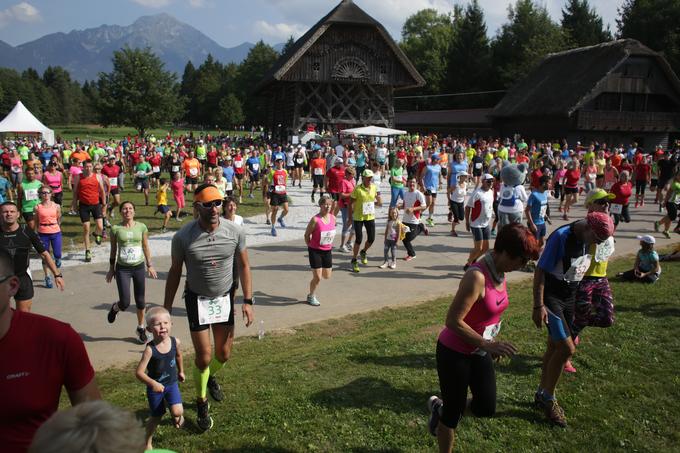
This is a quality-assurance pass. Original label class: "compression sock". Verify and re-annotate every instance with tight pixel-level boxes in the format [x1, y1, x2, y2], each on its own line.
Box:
[193, 366, 210, 400]
[208, 357, 225, 376]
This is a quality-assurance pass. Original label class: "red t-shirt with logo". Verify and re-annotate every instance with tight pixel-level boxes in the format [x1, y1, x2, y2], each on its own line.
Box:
[0, 310, 95, 452]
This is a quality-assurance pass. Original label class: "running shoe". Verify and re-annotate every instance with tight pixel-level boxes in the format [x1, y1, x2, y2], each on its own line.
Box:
[654, 221, 660, 232]
[490, 229, 497, 238]
[423, 227, 429, 236]
[543, 399, 567, 428]
[403, 255, 415, 262]
[388, 261, 396, 269]
[427, 396, 443, 437]
[278, 217, 286, 228]
[107, 302, 118, 324]
[196, 399, 214, 431]
[360, 250, 367, 265]
[248, 193, 255, 199]
[450, 231, 458, 237]
[94, 234, 102, 246]
[563, 360, 577, 373]
[311, 195, 315, 203]
[85, 250, 92, 263]
[160, 226, 167, 233]
[663, 230, 671, 239]
[45, 276, 53, 289]
[379, 261, 388, 269]
[306, 294, 320, 306]
[136, 326, 148, 344]
[533, 391, 546, 409]
[426, 218, 435, 227]
[55, 258, 62, 268]
[271, 227, 277, 237]
[351, 259, 360, 273]
[207, 376, 225, 402]
[266, 218, 271, 225]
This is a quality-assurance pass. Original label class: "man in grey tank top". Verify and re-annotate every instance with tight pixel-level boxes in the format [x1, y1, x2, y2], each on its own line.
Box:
[164, 184, 254, 431]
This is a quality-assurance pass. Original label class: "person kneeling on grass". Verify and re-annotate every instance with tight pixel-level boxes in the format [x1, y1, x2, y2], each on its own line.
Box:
[428, 223, 540, 453]
[616, 235, 661, 283]
[135, 307, 185, 451]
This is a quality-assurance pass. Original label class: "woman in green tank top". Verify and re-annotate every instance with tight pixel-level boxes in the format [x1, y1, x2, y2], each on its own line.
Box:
[19, 167, 42, 230]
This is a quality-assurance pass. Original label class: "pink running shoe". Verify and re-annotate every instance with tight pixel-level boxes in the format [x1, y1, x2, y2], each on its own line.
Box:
[564, 360, 576, 373]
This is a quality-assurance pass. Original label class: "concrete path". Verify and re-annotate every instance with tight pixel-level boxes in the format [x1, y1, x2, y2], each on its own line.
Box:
[26, 179, 675, 370]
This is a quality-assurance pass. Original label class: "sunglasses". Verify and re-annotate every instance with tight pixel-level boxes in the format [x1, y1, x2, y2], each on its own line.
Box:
[39, 191, 51, 195]
[197, 200, 223, 209]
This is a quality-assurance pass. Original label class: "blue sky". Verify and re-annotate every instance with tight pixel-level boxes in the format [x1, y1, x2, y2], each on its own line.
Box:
[0, 0, 624, 48]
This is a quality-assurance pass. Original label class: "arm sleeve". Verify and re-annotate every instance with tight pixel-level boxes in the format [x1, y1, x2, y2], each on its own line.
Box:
[537, 230, 563, 272]
[171, 231, 184, 261]
[237, 227, 247, 252]
[63, 325, 95, 392]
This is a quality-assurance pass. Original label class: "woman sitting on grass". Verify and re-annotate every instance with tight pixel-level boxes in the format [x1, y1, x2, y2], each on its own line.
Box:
[616, 235, 661, 283]
[427, 223, 540, 453]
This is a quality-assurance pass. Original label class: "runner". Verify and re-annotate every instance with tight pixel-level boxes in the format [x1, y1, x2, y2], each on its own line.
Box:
[106, 201, 158, 343]
[34, 187, 63, 288]
[182, 150, 201, 193]
[655, 151, 677, 209]
[0, 201, 64, 311]
[610, 171, 633, 228]
[233, 151, 246, 203]
[163, 184, 254, 431]
[448, 171, 469, 237]
[562, 160, 580, 220]
[268, 158, 289, 237]
[72, 161, 106, 263]
[304, 194, 335, 306]
[389, 158, 406, 208]
[427, 223, 540, 453]
[42, 162, 64, 206]
[525, 175, 550, 248]
[464, 174, 495, 270]
[349, 169, 382, 273]
[532, 211, 614, 427]
[654, 171, 680, 238]
[401, 177, 427, 261]
[18, 167, 42, 230]
[422, 154, 442, 227]
[337, 166, 356, 252]
[325, 157, 345, 213]
[310, 150, 326, 203]
[134, 155, 153, 206]
[633, 154, 651, 208]
[246, 150, 261, 198]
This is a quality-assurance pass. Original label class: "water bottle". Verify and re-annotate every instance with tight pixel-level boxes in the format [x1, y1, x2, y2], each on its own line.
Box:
[257, 320, 265, 340]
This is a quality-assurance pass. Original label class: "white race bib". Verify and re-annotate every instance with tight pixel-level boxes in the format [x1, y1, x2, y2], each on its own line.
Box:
[152, 166, 160, 173]
[234, 161, 243, 168]
[565, 254, 591, 282]
[171, 165, 180, 172]
[475, 162, 482, 169]
[118, 245, 143, 265]
[189, 167, 198, 177]
[275, 184, 286, 194]
[296, 158, 304, 164]
[610, 203, 622, 214]
[314, 168, 324, 176]
[225, 181, 233, 191]
[473, 321, 502, 356]
[539, 205, 547, 219]
[252, 163, 259, 171]
[362, 201, 375, 216]
[109, 177, 118, 187]
[24, 188, 39, 201]
[319, 229, 336, 246]
[136, 170, 146, 178]
[197, 294, 231, 325]
[595, 237, 615, 263]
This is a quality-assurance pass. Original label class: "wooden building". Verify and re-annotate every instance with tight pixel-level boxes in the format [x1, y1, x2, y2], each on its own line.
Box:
[491, 39, 680, 148]
[256, 0, 424, 139]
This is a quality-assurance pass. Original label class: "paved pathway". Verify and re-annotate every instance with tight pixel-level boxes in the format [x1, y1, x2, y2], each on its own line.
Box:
[27, 180, 674, 370]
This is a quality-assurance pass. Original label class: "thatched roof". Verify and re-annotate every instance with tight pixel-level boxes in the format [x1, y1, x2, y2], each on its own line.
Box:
[491, 39, 680, 118]
[257, 0, 424, 91]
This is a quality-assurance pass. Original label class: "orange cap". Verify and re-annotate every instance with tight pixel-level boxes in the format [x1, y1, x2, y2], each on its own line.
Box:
[193, 185, 222, 203]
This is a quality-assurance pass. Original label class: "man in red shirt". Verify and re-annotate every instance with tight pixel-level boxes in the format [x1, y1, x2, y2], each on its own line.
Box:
[325, 158, 346, 213]
[0, 248, 100, 452]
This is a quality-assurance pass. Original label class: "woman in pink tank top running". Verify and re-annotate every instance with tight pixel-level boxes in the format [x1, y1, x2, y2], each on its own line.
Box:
[303, 194, 336, 307]
[427, 223, 540, 453]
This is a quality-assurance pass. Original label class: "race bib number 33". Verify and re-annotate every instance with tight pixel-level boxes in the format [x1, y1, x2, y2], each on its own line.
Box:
[197, 294, 231, 325]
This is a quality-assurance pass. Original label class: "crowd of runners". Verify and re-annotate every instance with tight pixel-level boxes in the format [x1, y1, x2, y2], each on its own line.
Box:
[1, 132, 679, 452]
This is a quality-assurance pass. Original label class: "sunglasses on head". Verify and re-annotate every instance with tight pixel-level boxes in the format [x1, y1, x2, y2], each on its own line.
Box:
[197, 200, 222, 209]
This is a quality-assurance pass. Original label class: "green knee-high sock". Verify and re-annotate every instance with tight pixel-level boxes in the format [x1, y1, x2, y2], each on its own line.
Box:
[209, 357, 225, 376]
[193, 366, 210, 400]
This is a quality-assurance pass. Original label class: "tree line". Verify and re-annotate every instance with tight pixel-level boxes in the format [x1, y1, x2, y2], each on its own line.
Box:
[0, 0, 676, 135]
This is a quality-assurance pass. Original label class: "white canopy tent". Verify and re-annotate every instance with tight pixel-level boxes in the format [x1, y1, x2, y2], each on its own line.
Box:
[300, 131, 323, 144]
[340, 125, 407, 137]
[0, 101, 55, 145]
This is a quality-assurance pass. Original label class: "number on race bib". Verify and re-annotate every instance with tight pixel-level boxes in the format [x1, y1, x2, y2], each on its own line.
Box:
[234, 161, 243, 168]
[118, 246, 143, 265]
[539, 205, 547, 218]
[252, 164, 259, 171]
[319, 230, 336, 246]
[609, 203, 622, 214]
[362, 202, 375, 216]
[197, 294, 231, 325]
[171, 165, 180, 172]
[189, 168, 198, 177]
[152, 166, 160, 173]
[274, 185, 286, 194]
[24, 188, 39, 201]
[314, 168, 324, 176]
[225, 182, 233, 191]
[109, 177, 118, 187]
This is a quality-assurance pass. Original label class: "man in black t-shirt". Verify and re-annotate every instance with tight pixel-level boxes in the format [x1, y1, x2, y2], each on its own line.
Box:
[656, 153, 677, 206]
[0, 202, 64, 311]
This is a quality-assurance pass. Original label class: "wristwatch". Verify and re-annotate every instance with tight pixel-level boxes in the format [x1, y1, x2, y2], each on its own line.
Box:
[243, 298, 254, 305]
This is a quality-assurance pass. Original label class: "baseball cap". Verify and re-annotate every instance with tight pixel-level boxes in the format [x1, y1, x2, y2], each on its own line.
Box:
[226, 155, 232, 160]
[362, 169, 374, 178]
[636, 234, 655, 244]
[193, 185, 222, 203]
[456, 171, 469, 178]
[431, 154, 440, 161]
[335, 157, 344, 164]
[586, 211, 614, 240]
[482, 173, 494, 180]
[585, 189, 615, 206]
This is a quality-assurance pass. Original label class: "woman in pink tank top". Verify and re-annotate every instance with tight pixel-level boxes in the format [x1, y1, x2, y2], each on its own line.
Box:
[42, 162, 64, 206]
[427, 224, 540, 452]
[303, 194, 336, 307]
[34, 187, 63, 289]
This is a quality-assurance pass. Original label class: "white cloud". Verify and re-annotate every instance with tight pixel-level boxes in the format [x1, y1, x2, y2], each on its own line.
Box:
[131, 0, 172, 8]
[253, 20, 307, 41]
[0, 2, 42, 28]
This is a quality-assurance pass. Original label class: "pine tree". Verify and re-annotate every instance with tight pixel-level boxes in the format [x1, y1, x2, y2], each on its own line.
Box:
[561, 0, 612, 48]
[447, 0, 491, 94]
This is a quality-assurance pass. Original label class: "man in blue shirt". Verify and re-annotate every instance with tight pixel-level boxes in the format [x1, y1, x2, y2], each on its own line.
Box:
[221, 157, 235, 196]
[525, 175, 550, 247]
[246, 151, 261, 198]
[421, 154, 441, 227]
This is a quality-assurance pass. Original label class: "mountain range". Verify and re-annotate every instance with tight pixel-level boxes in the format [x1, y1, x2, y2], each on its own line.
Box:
[0, 13, 284, 83]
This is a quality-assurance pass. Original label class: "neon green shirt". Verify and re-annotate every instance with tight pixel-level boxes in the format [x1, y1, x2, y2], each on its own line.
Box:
[350, 183, 378, 221]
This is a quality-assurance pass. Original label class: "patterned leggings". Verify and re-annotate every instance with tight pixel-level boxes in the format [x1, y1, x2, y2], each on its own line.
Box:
[572, 276, 614, 337]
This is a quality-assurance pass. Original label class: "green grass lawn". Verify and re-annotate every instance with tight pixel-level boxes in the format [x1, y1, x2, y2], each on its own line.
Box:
[53, 125, 261, 142]
[56, 180, 266, 246]
[86, 255, 680, 452]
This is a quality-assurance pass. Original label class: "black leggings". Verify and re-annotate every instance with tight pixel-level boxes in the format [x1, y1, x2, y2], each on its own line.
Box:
[353, 219, 376, 245]
[115, 263, 146, 311]
[613, 204, 630, 226]
[436, 341, 496, 429]
[402, 222, 424, 257]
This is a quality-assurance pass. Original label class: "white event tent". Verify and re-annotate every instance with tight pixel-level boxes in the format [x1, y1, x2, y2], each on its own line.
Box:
[340, 125, 407, 137]
[0, 101, 55, 145]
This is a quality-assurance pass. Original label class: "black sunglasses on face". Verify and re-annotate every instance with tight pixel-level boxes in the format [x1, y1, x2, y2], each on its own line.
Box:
[198, 200, 222, 209]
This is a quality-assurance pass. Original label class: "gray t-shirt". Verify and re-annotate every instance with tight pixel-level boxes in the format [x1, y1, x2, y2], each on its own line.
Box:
[171, 218, 246, 297]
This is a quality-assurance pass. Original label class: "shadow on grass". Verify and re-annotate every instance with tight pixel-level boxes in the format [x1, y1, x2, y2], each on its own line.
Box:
[493, 399, 540, 423]
[212, 447, 297, 453]
[349, 448, 403, 453]
[349, 353, 435, 369]
[310, 377, 428, 414]
[616, 302, 680, 318]
[495, 354, 542, 376]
